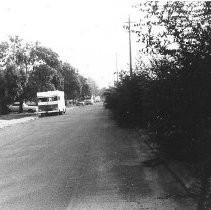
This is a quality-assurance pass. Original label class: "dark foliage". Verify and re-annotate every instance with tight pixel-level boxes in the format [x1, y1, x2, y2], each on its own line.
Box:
[105, 2, 211, 208]
[104, 72, 150, 127]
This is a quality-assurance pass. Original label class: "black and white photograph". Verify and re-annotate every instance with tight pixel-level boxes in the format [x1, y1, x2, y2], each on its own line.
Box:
[0, 0, 210, 209]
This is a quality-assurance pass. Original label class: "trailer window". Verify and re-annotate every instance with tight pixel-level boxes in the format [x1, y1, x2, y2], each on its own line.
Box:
[38, 97, 48, 102]
[38, 96, 60, 102]
[49, 96, 58, 101]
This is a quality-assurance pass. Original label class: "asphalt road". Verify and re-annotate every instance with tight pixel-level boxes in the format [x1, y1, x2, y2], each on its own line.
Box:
[0, 103, 195, 210]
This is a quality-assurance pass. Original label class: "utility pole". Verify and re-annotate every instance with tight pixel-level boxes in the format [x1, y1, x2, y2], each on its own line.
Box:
[116, 53, 119, 83]
[128, 16, 133, 77]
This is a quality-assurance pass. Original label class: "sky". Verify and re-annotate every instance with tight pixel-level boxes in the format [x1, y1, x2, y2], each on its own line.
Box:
[0, 0, 140, 88]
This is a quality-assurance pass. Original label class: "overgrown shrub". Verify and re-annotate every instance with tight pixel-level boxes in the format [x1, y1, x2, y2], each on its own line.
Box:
[105, 1, 211, 208]
[104, 72, 150, 127]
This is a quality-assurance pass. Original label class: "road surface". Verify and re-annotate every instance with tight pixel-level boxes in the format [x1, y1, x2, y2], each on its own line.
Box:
[0, 104, 195, 209]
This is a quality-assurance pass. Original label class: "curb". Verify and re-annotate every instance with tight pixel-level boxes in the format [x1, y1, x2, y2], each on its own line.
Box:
[136, 129, 199, 197]
[0, 116, 38, 129]
[0, 107, 74, 129]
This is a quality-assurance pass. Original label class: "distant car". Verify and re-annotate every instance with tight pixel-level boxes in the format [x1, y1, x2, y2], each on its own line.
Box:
[66, 100, 74, 106]
[76, 100, 85, 106]
[8, 102, 38, 113]
[26, 101, 38, 112]
[84, 98, 94, 105]
[95, 96, 101, 102]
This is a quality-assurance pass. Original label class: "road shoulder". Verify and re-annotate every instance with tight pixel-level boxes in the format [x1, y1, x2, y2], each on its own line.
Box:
[136, 129, 199, 196]
[0, 113, 38, 129]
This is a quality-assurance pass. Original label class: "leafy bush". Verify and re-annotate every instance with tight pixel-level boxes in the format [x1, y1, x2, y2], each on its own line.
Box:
[105, 1, 211, 208]
[104, 72, 150, 127]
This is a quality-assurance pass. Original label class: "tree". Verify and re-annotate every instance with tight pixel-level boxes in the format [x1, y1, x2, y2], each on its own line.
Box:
[61, 63, 81, 100]
[78, 76, 91, 99]
[133, 2, 211, 209]
[30, 45, 61, 69]
[28, 64, 63, 94]
[98, 87, 107, 98]
[86, 77, 99, 96]
[104, 71, 150, 126]
[0, 69, 6, 114]
[134, 2, 211, 59]
[20, 43, 64, 106]
[0, 36, 35, 112]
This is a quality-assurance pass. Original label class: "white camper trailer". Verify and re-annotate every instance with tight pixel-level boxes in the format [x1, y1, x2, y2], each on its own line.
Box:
[37, 91, 66, 116]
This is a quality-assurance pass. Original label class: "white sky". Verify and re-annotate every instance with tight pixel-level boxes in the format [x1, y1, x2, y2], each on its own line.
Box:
[0, 0, 140, 88]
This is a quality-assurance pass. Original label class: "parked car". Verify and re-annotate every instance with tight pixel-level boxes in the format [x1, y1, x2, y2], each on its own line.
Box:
[76, 100, 85, 106]
[26, 101, 38, 112]
[65, 99, 74, 106]
[8, 102, 38, 113]
[84, 98, 94, 105]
